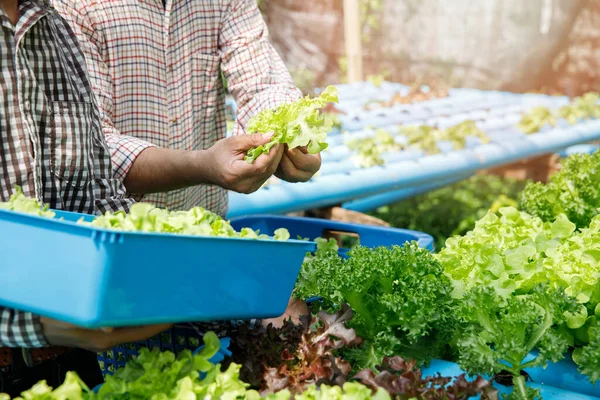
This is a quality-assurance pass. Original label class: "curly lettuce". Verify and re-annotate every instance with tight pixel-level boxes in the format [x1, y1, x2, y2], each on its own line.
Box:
[520, 151, 600, 228]
[455, 286, 575, 400]
[295, 243, 455, 368]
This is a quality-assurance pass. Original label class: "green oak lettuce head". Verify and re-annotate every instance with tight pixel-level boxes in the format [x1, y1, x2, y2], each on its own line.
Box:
[436, 207, 580, 299]
[295, 243, 455, 369]
[520, 151, 600, 229]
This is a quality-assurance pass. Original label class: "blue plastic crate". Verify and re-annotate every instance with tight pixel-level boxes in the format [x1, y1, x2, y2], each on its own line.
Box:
[0, 209, 313, 328]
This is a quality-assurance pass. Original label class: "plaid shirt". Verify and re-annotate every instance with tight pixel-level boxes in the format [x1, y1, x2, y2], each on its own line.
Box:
[53, 0, 302, 215]
[0, 0, 133, 347]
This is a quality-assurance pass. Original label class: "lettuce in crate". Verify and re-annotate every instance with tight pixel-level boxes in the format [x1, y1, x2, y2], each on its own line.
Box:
[85, 203, 290, 240]
[0, 188, 290, 241]
[0, 186, 55, 218]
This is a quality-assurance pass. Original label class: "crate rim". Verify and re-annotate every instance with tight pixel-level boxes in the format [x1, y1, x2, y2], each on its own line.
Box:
[0, 207, 313, 246]
[230, 213, 434, 237]
[230, 214, 435, 250]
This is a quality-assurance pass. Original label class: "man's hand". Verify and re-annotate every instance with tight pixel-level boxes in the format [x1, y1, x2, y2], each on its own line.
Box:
[261, 297, 309, 328]
[204, 134, 284, 194]
[41, 317, 172, 352]
[275, 146, 321, 183]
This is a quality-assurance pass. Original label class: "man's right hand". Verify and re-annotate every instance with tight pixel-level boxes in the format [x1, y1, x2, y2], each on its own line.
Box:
[40, 317, 172, 352]
[203, 134, 284, 194]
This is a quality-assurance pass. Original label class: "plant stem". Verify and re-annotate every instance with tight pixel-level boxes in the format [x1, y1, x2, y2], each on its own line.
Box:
[513, 375, 528, 400]
[520, 358, 543, 371]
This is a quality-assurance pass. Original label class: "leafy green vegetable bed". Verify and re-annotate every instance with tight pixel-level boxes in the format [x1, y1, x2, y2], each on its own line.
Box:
[0, 317, 497, 400]
[294, 151, 600, 399]
[4, 148, 600, 399]
[344, 92, 599, 168]
[296, 208, 600, 399]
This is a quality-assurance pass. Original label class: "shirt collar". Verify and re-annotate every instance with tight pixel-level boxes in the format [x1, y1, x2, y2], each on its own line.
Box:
[12, 0, 51, 41]
[21, 0, 52, 11]
[31, 0, 51, 7]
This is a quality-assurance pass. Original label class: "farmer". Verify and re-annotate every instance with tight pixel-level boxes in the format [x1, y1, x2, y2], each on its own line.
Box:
[0, 0, 172, 395]
[54, 0, 314, 327]
[53, 0, 322, 218]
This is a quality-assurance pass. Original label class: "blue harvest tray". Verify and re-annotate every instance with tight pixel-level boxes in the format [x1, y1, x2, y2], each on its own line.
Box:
[0, 208, 313, 328]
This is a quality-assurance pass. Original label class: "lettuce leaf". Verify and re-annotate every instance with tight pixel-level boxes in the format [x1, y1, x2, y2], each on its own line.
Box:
[0, 186, 55, 218]
[436, 207, 577, 299]
[244, 86, 338, 163]
[517, 107, 556, 134]
[2, 372, 92, 400]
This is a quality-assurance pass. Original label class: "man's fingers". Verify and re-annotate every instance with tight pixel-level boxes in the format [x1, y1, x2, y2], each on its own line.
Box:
[277, 151, 297, 177]
[252, 143, 283, 175]
[235, 133, 274, 150]
[275, 162, 314, 183]
[296, 146, 309, 154]
[286, 148, 321, 173]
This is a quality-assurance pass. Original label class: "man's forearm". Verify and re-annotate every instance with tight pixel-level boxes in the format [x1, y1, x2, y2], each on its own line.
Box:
[123, 147, 213, 194]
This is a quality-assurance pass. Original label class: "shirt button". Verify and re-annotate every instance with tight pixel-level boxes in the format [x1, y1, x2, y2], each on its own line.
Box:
[171, 117, 178, 124]
[23, 101, 31, 111]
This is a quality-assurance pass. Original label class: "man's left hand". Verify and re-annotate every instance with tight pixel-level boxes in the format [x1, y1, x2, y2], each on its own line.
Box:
[275, 146, 321, 183]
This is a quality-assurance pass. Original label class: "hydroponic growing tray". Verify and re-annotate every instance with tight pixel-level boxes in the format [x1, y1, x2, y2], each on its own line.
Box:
[0, 208, 313, 328]
[422, 357, 600, 400]
[227, 87, 600, 217]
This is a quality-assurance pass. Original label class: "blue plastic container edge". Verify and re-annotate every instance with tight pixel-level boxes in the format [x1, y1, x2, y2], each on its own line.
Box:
[0, 207, 312, 247]
[229, 214, 435, 252]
